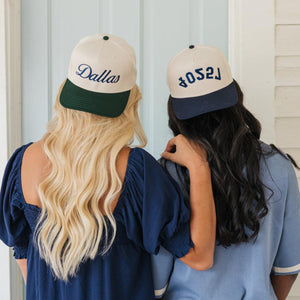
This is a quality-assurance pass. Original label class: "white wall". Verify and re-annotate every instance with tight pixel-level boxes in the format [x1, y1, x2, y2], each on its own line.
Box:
[229, 0, 300, 298]
[228, 0, 275, 144]
[21, 0, 228, 158]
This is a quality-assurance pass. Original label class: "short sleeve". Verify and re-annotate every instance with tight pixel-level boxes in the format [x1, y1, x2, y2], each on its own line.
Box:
[272, 163, 300, 275]
[118, 148, 193, 258]
[0, 145, 31, 259]
[151, 247, 174, 298]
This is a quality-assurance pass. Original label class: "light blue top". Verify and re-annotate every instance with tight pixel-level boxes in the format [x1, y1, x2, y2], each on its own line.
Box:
[152, 144, 300, 300]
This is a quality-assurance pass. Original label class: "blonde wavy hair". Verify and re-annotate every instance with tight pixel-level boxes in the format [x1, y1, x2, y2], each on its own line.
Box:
[35, 81, 147, 281]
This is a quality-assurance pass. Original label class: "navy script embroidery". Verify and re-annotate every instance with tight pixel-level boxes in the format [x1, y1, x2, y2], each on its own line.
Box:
[76, 64, 120, 83]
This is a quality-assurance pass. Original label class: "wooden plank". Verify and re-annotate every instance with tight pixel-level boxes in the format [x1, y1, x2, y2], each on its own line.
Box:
[276, 56, 300, 86]
[275, 117, 300, 147]
[141, 0, 190, 158]
[276, 68, 300, 86]
[277, 56, 300, 68]
[51, 0, 99, 112]
[103, 0, 142, 84]
[275, 87, 300, 117]
[276, 25, 300, 55]
[203, 0, 229, 56]
[21, 0, 49, 143]
[276, 0, 300, 24]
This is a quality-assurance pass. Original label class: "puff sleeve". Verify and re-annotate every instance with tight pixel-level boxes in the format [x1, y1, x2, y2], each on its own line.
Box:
[0, 145, 31, 259]
[116, 148, 193, 258]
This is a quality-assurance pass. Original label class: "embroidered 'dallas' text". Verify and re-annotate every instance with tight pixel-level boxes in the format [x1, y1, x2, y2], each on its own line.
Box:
[76, 64, 120, 83]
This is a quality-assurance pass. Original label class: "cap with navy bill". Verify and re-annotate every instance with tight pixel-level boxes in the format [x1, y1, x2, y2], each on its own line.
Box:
[167, 45, 238, 120]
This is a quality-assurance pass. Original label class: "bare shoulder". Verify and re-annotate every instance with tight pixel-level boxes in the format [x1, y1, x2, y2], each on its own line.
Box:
[21, 140, 50, 207]
[116, 147, 131, 182]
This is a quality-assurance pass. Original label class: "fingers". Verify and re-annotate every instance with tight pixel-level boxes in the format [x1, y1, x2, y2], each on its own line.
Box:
[164, 137, 176, 153]
[161, 134, 209, 169]
[161, 151, 173, 161]
[162, 135, 183, 163]
[164, 134, 186, 151]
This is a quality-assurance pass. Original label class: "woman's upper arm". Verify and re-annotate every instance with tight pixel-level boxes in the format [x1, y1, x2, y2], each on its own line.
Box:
[16, 258, 27, 284]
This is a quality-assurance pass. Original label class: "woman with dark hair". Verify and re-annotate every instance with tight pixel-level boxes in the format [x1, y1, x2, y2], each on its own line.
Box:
[152, 45, 300, 300]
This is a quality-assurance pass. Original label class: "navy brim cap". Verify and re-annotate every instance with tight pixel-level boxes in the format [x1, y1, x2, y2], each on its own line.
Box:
[60, 79, 130, 118]
[171, 81, 238, 120]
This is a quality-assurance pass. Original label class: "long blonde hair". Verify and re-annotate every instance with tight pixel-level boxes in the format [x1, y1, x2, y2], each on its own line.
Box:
[35, 81, 147, 281]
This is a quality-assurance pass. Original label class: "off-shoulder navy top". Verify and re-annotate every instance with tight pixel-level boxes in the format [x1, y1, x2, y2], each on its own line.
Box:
[0, 143, 193, 300]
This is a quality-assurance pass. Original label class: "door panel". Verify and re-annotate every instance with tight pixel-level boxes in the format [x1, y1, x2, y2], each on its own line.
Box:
[21, 0, 228, 158]
[20, 1, 228, 299]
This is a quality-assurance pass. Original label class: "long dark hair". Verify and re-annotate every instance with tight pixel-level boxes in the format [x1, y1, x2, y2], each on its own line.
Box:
[166, 80, 299, 247]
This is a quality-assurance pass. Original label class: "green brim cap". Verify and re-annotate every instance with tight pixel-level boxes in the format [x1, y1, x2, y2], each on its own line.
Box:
[60, 79, 130, 118]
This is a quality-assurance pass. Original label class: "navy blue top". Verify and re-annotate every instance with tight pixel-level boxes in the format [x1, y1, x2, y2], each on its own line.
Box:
[0, 143, 193, 300]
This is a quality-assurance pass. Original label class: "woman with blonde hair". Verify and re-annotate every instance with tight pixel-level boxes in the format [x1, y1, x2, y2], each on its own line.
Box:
[0, 34, 216, 300]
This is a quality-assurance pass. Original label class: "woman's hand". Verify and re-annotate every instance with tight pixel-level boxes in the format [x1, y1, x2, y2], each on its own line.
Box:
[161, 134, 207, 170]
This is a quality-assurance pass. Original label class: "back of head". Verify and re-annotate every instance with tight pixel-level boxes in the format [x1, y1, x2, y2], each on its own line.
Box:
[166, 45, 269, 247]
[36, 34, 146, 281]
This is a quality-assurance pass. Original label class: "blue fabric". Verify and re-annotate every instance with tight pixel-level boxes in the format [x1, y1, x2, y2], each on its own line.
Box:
[0, 143, 193, 300]
[153, 143, 300, 300]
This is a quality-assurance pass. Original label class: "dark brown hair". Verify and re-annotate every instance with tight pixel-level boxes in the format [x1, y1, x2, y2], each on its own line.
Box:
[166, 80, 299, 247]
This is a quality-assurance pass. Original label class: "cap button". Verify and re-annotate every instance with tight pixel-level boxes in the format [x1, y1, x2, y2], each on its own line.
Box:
[189, 45, 195, 49]
[103, 36, 109, 41]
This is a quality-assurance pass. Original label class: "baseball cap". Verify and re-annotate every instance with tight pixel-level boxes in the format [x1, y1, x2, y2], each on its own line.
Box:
[60, 34, 137, 118]
[167, 45, 238, 120]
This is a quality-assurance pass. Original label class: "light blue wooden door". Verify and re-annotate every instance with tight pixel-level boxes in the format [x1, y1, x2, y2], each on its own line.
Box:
[22, 0, 228, 158]
[19, 1, 227, 298]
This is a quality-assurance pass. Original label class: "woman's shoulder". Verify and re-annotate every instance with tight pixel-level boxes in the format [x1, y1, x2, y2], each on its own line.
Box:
[1, 141, 48, 210]
[0, 143, 33, 187]
[260, 142, 297, 189]
[6, 142, 33, 166]
[124, 148, 181, 193]
[128, 147, 165, 173]
[130, 147, 156, 161]
[21, 141, 49, 175]
[21, 141, 49, 208]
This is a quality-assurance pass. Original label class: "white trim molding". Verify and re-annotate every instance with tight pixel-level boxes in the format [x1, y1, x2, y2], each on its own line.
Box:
[228, 0, 276, 144]
[0, 0, 24, 299]
[0, 0, 10, 297]
[6, 0, 22, 151]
